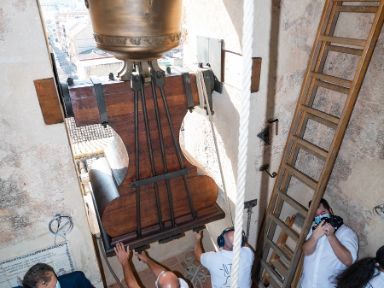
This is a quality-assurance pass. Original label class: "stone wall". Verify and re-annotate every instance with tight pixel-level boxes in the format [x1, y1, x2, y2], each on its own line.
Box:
[183, 0, 384, 258]
[0, 1, 102, 285]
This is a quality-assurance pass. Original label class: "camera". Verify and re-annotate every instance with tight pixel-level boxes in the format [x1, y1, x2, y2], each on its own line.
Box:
[312, 215, 343, 231]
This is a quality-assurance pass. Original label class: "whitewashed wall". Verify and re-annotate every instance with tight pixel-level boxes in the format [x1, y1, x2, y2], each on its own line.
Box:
[0, 1, 102, 286]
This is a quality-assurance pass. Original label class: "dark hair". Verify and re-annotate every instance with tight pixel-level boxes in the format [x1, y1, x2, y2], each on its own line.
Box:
[308, 198, 331, 211]
[22, 263, 55, 288]
[336, 246, 384, 288]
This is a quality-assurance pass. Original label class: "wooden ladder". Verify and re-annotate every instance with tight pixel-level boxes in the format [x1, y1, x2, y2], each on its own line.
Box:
[257, 0, 384, 287]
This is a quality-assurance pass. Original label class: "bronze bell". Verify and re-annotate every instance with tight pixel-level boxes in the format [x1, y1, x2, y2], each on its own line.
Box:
[85, 0, 182, 80]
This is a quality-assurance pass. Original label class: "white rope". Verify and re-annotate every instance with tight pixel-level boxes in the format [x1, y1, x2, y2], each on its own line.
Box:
[230, 0, 254, 286]
[195, 69, 234, 226]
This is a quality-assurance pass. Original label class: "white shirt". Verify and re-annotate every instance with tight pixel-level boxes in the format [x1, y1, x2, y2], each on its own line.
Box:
[365, 270, 384, 288]
[200, 247, 254, 288]
[300, 224, 358, 288]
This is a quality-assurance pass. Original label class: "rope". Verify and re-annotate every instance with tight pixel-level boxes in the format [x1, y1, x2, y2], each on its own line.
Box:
[230, 0, 254, 286]
[195, 69, 234, 226]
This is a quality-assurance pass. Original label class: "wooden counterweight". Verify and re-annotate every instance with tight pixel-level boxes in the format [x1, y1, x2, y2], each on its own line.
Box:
[69, 70, 224, 252]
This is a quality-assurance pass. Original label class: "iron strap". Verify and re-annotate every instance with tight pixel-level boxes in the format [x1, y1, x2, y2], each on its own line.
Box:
[130, 168, 189, 188]
[182, 72, 194, 112]
[93, 82, 108, 126]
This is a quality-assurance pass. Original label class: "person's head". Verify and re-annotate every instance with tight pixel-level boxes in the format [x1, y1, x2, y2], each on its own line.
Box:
[22, 263, 58, 288]
[309, 198, 333, 216]
[217, 227, 246, 251]
[155, 271, 180, 288]
[336, 245, 384, 288]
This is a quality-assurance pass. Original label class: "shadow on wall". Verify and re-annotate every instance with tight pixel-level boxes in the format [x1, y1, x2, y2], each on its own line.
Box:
[223, 0, 243, 44]
[257, 0, 281, 237]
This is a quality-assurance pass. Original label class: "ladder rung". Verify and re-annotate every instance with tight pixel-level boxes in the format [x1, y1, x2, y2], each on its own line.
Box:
[261, 259, 284, 286]
[302, 105, 340, 127]
[312, 72, 352, 88]
[281, 245, 294, 260]
[329, 44, 363, 56]
[269, 213, 300, 242]
[259, 277, 280, 288]
[271, 258, 289, 279]
[335, 5, 378, 13]
[293, 135, 329, 159]
[277, 189, 309, 217]
[266, 237, 293, 262]
[285, 164, 318, 190]
[317, 79, 350, 94]
[319, 35, 366, 47]
[334, 0, 380, 2]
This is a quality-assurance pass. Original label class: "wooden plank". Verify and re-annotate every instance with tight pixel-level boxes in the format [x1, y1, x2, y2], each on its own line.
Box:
[266, 237, 293, 262]
[336, 5, 378, 13]
[317, 79, 350, 94]
[334, 0, 379, 2]
[293, 135, 329, 159]
[261, 259, 284, 287]
[277, 189, 309, 217]
[302, 105, 340, 126]
[319, 35, 366, 47]
[251, 57, 262, 92]
[285, 164, 318, 190]
[271, 259, 289, 279]
[329, 45, 363, 56]
[269, 214, 300, 242]
[33, 77, 63, 124]
[311, 72, 352, 88]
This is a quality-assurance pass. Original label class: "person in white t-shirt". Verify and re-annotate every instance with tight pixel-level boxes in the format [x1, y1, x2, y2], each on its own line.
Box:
[300, 198, 358, 288]
[194, 228, 254, 288]
[114, 242, 189, 288]
[336, 245, 384, 288]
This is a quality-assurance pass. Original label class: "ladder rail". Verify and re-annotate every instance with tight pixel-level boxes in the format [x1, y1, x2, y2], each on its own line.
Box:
[260, 1, 335, 262]
[283, 1, 384, 286]
[258, 0, 384, 287]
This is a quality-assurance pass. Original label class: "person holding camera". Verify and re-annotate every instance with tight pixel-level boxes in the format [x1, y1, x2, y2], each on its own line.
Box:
[300, 198, 358, 288]
[194, 228, 254, 288]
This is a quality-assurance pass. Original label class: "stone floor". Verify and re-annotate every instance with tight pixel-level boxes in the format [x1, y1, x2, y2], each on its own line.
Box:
[109, 250, 212, 288]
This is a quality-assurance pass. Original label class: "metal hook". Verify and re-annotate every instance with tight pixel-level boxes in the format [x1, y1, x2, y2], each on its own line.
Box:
[259, 164, 277, 178]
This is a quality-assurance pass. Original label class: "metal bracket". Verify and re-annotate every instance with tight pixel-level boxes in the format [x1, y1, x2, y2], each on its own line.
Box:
[268, 118, 279, 135]
[259, 164, 277, 178]
[257, 118, 279, 145]
[257, 127, 270, 145]
[59, 82, 74, 117]
[182, 72, 195, 112]
[244, 199, 258, 210]
[92, 81, 109, 127]
[200, 68, 218, 115]
[244, 199, 258, 238]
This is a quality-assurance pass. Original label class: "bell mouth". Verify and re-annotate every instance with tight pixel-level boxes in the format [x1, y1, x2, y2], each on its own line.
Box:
[94, 32, 181, 61]
[87, 0, 182, 61]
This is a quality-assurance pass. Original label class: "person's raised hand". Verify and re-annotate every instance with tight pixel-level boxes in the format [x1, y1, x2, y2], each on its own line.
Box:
[194, 231, 202, 241]
[114, 242, 131, 266]
[324, 222, 335, 237]
[136, 250, 149, 263]
[312, 220, 326, 240]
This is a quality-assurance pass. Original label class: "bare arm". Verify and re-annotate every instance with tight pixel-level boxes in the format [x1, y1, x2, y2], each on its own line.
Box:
[324, 223, 353, 266]
[194, 231, 204, 263]
[302, 221, 326, 256]
[114, 243, 141, 288]
[136, 251, 166, 277]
